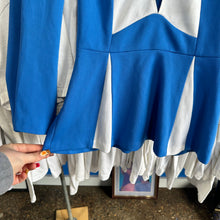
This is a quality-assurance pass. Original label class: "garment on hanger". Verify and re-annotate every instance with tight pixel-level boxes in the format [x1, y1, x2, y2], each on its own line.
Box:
[47, 0, 220, 202]
[6, 0, 220, 164]
[2, 0, 220, 204]
[45, 0, 220, 165]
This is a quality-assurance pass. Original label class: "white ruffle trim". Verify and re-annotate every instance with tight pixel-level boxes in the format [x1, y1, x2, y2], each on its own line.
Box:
[0, 105, 220, 203]
[66, 132, 220, 204]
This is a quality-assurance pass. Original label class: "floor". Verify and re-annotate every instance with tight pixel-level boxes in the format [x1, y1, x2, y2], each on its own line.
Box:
[0, 185, 217, 220]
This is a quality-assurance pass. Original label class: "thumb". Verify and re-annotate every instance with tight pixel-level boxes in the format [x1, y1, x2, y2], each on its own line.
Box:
[23, 151, 47, 164]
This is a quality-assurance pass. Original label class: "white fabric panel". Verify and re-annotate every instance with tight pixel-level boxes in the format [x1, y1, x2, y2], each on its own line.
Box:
[63, 0, 77, 58]
[213, 127, 220, 179]
[57, 0, 77, 98]
[113, 0, 201, 37]
[68, 152, 93, 195]
[213, 142, 220, 179]
[112, 0, 156, 34]
[0, 128, 3, 146]
[187, 142, 218, 203]
[0, 1, 10, 110]
[184, 152, 198, 178]
[129, 146, 146, 184]
[120, 152, 131, 172]
[90, 151, 99, 173]
[159, 0, 202, 37]
[167, 57, 194, 155]
[93, 55, 112, 153]
[165, 154, 188, 189]
[155, 156, 171, 176]
[67, 154, 77, 195]
[193, 162, 205, 180]
[98, 148, 122, 181]
[0, 0, 9, 13]
[26, 177, 37, 203]
[189, 176, 216, 203]
[143, 141, 157, 180]
[217, 122, 220, 141]
[57, 15, 75, 98]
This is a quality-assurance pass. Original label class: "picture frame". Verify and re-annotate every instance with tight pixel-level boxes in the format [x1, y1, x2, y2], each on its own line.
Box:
[112, 167, 159, 199]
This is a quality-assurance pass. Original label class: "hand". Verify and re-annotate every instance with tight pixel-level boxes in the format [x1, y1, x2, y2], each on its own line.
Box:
[0, 144, 50, 185]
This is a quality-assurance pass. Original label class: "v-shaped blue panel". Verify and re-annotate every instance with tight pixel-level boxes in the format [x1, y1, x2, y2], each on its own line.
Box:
[156, 0, 163, 11]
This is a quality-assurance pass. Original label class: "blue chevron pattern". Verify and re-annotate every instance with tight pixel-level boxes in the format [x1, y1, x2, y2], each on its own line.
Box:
[6, 0, 220, 164]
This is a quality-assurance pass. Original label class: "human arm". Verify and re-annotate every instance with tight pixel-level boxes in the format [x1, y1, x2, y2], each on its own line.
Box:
[0, 144, 50, 195]
[0, 152, 13, 195]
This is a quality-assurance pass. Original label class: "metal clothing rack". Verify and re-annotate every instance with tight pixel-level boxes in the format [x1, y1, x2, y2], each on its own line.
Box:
[214, 181, 220, 209]
[58, 166, 88, 220]
[59, 168, 76, 220]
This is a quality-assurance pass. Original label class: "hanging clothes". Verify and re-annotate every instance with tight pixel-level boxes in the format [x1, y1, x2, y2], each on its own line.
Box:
[6, 1, 220, 164]
[1, 0, 220, 204]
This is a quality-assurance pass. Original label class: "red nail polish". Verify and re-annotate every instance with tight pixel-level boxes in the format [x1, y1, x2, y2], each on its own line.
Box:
[36, 163, 40, 168]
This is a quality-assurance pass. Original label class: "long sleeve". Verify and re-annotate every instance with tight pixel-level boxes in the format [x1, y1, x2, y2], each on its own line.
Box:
[0, 152, 13, 196]
[6, 0, 64, 134]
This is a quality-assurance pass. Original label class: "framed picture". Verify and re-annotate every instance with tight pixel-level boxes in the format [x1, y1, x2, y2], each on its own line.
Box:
[112, 167, 159, 199]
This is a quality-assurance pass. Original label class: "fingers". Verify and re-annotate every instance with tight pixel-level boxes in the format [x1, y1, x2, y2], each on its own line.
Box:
[13, 172, 27, 185]
[23, 163, 40, 172]
[10, 144, 43, 153]
[13, 162, 40, 185]
[23, 151, 50, 164]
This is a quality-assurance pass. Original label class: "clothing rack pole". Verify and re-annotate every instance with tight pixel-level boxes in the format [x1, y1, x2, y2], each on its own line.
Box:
[60, 167, 77, 220]
[214, 181, 220, 211]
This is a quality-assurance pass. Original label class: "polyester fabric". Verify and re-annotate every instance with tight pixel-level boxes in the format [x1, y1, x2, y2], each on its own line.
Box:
[6, 0, 64, 134]
[6, 0, 220, 164]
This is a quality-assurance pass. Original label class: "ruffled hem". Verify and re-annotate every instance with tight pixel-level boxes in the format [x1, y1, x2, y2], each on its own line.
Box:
[66, 131, 220, 204]
[1, 105, 220, 203]
[1, 0, 220, 203]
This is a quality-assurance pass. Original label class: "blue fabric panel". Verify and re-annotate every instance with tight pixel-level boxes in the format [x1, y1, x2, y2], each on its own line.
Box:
[156, 0, 163, 11]
[111, 51, 193, 155]
[44, 49, 109, 154]
[77, 0, 113, 51]
[186, 57, 220, 164]
[111, 14, 197, 55]
[195, 0, 220, 57]
[6, 0, 64, 134]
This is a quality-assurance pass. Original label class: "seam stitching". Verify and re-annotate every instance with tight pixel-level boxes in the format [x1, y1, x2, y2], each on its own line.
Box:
[78, 47, 220, 58]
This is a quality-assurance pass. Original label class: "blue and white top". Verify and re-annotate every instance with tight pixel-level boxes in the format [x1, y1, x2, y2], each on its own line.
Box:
[6, 0, 220, 164]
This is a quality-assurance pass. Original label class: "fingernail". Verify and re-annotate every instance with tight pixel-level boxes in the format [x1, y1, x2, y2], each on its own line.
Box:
[36, 163, 40, 168]
[40, 150, 51, 157]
